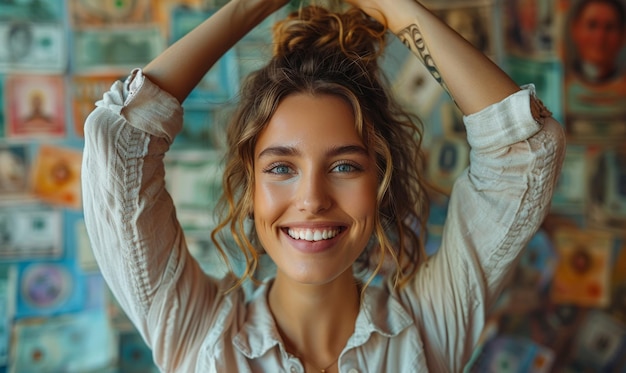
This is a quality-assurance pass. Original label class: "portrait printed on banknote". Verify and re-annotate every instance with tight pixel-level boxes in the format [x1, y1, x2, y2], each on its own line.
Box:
[0, 22, 66, 72]
[0, 0, 66, 72]
[561, 0, 626, 141]
[6, 75, 66, 139]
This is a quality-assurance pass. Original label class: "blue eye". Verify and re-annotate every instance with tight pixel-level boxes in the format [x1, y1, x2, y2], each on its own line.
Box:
[269, 165, 292, 174]
[333, 163, 358, 173]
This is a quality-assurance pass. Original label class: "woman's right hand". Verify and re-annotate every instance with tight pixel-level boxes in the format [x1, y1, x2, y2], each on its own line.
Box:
[343, 0, 419, 31]
[344, 0, 389, 24]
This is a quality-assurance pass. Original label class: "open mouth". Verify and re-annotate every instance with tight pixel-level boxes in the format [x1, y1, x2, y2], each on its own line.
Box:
[285, 227, 345, 242]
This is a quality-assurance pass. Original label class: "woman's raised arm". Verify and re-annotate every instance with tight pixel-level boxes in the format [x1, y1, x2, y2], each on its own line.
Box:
[144, 0, 288, 103]
[347, 0, 521, 115]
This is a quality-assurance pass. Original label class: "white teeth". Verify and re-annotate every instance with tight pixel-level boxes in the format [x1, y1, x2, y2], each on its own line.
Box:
[288, 228, 340, 242]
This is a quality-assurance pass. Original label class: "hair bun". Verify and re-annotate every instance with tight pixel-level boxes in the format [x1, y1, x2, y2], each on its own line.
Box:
[272, 5, 386, 63]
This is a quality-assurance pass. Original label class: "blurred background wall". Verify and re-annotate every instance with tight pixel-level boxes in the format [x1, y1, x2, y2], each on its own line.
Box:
[0, 0, 624, 372]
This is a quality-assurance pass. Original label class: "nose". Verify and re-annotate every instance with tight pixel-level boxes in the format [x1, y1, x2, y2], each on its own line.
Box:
[295, 171, 332, 214]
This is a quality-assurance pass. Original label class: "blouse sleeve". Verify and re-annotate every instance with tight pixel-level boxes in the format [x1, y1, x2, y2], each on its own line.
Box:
[401, 86, 566, 371]
[81, 69, 237, 371]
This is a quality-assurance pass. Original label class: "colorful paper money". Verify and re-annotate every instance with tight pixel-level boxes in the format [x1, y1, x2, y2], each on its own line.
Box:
[70, 0, 154, 27]
[72, 26, 165, 73]
[0, 144, 30, 199]
[11, 308, 116, 372]
[0, 22, 67, 73]
[550, 227, 613, 307]
[6, 75, 66, 139]
[31, 145, 82, 209]
[0, 207, 63, 260]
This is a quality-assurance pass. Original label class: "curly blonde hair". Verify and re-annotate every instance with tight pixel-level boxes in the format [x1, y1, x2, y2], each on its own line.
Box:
[211, 5, 431, 290]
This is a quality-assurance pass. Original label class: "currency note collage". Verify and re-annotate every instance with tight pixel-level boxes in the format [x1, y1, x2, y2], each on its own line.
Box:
[460, 0, 626, 371]
[0, 0, 623, 372]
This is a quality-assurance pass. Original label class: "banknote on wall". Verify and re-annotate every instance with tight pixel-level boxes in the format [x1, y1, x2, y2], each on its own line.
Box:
[11, 308, 116, 373]
[0, 0, 64, 23]
[70, 0, 154, 27]
[73, 26, 165, 73]
[0, 22, 67, 73]
[0, 207, 63, 259]
[31, 145, 83, 209]
[0, 144, 30, 200]
[550, 227, 614, 307]
[5, 74, 66, 139]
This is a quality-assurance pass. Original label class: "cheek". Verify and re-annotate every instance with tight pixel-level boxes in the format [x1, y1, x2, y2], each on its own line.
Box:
[253, 181, 291, 220]
[606, 33, 625, 50]
[343, 179, 379, 221]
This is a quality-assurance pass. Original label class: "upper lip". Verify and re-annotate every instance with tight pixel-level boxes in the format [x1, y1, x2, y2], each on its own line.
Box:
[280, 221, 347, 230]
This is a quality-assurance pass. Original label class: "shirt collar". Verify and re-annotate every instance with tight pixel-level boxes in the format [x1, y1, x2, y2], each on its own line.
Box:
[232, 279, 414, 359]
[232, 280, 284, 359]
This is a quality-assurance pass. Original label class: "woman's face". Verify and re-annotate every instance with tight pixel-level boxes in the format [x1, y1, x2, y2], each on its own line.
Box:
[253, 93, 378, 285]
[572, 2, 625, 71]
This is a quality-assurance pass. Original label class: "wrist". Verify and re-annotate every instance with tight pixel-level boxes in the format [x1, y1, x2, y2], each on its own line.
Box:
[236, 0, 287, 22]
[385, 1, 426, 33]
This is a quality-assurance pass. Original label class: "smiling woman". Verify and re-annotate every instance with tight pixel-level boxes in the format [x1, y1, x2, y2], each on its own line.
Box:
[81, 0, 566, 372]
[253, 93, 378, 287]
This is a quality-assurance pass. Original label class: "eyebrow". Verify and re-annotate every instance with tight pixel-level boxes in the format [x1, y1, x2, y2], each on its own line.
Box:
[257, 144, 369, 159]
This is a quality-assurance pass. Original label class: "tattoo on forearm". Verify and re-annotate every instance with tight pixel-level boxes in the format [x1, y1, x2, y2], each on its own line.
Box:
[398, 24, 450, 93]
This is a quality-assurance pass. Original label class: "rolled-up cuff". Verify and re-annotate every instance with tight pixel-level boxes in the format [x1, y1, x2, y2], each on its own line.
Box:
[464, 85, 544, 152]
[115, 68, 184, 144]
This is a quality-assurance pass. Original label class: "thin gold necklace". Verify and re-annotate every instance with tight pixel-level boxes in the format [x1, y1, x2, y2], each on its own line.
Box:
[309, 358, 337, 373]
[297, 353, 338, 373]
[321, 358, 338, 373]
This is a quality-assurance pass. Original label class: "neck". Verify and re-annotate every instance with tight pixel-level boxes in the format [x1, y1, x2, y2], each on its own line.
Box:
[269, 270, 360, 372]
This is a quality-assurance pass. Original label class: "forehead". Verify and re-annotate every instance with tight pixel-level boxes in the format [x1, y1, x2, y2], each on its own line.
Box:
[579, 2, 623, 20]
[254, 93, 364, 156]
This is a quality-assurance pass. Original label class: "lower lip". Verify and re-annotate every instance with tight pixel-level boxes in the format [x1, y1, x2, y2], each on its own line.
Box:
[282, 229, 344, 254]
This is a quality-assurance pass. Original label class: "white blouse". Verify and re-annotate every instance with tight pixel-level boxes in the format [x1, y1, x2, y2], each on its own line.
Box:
[82, 69, 565, 372]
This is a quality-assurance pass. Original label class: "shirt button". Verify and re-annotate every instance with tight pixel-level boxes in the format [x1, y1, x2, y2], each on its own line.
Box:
[290, 367, 297, 373]
[348, 369, 359, 373]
